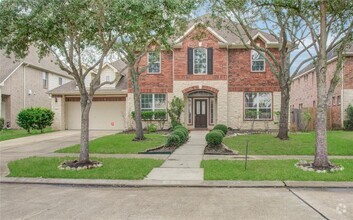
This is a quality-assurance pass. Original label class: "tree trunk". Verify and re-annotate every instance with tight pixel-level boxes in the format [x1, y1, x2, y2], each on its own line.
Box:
[79, 94, 92, 163]
[313, 0, 330, 168]
[277, 84, 290, 140]
[131, 69, 145, 140]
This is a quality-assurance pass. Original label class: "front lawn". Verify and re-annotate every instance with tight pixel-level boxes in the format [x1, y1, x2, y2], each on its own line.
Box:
[8, 157, 163, 180]
[56, 133, 168, 154]
[223, 131, 353, 155]
[202, 159, 353, 181]
[0, 128, 54, 142]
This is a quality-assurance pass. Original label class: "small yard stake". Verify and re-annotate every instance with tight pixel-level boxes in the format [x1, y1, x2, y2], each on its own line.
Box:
[245, 140, 249, 171]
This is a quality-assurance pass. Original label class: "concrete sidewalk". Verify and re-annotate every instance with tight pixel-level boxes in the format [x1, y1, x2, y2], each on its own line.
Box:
[204, 155, 353, 160]
[145, 131, 207, 181]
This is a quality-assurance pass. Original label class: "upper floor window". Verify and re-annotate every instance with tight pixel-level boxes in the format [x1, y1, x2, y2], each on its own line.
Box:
[148, 52, 160, 73]
[42, 72, 48, 89]
[332, 96, 336, 106]
[251, 50, 265, 72]
[193, 48, 207, 74]
[141, 94, 166, 112]
[337, 96, 341, 105]
[59, 77, 63, 86]
[188, 47, 213, 75]
[244, 92, 272, 120]
[105, 75, 111, 82]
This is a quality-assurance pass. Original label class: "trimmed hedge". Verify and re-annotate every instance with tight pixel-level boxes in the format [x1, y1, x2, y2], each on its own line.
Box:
[166, 134, 181, 147]
[173, 129, 187, 142]
[165, 125, 189, 147]
[205, 131, 223, 147]
[213, 124, 228, 135]
[213, 129, 225, 137]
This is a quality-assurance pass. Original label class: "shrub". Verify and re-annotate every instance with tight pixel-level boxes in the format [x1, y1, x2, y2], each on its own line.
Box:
[213, 124, 228, 135]
[168, 96, 185, 128]
[154, 110, 167, 120]
[141, 111, 154, 121]
[205, 131, 223, 147]
[344, 104, 353, 130]
[0, 118, 4, 131]
[147, 123, 157, 133]
[17, 107, 54, 133]
[212, 129, 225, 137]
[173, 129, 187, 142]
[154, 110, 167, 130]
[166, 134, 181, 147]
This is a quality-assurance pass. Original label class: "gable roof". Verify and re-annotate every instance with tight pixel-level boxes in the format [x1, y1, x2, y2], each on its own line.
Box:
[0, 46, 71, 84]
[295, 43, 353, 78]
[175, 14, 278, 47]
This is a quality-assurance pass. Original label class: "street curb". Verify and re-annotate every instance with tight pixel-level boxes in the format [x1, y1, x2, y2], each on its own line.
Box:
[1, 177, 352, 188]
[0, 177, 284, 188]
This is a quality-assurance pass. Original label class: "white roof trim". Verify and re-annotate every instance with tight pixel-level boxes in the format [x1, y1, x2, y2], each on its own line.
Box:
[246, 32, 277, 45]
[174, 23, 227, 44]
[102, 63, 118, 72]
[0, 61, 24, 84]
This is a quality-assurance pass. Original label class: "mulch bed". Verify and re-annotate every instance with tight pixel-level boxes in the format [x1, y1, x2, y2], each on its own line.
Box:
[204, 143, 238, 155]
[295, 160, 343, 173]
[58, 160, 103, 170]
[139, 145, 177, 154]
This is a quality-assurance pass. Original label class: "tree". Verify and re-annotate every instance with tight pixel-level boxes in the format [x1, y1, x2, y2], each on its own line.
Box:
[168, 96, 185, 128]
[0, 0, 125, 165]
[211, 0, 317, 140]
[292, 0, 353, 168]
[114, 0, 198, 140]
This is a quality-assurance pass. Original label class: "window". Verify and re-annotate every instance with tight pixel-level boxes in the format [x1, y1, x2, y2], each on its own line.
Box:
[148, 52, 160, 73]
[42, 72, 48, 89]
[337, 96, 341, 105]
[313, 100, 316, 107]
[141, 94, 166, 112]
[193, 48, 207, 74]
[299, 103, 303, 109]
[59, 77, 63, 86]
[210, 98, 215, 124]
[244, 92, 272, 120]
[251, 50, 265, 72]
[332, 96, 336, 106]
[188, 98, 192, 124]
[105, 75, 111, 82]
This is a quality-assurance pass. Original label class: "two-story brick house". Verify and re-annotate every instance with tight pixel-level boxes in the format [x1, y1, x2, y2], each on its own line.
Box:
[50, 17, 282, 131]
[290, 44, 353, 129]
[0, 46, 72, 129]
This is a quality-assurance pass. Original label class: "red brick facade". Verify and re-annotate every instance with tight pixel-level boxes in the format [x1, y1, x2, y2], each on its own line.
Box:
[290, 56, 353, 128]
[128, 27, 280, 94]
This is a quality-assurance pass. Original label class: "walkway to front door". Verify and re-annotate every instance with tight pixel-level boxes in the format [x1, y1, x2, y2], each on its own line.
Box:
[145, 131, 207, 181]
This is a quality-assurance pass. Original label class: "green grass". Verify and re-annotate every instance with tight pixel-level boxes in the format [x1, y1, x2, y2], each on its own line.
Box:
[56, 133, 168, 154]
[7, 157, 163, 180]
[223, 131, 353, 155]
[0, 128, 54, 141]
[202, 159, 353, 181]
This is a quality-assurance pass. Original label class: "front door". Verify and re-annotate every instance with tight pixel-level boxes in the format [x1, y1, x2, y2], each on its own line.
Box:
[195, 99, 207, 128]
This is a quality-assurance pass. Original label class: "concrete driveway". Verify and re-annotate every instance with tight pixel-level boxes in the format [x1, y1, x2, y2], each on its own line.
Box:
[0, 130, 117, 176]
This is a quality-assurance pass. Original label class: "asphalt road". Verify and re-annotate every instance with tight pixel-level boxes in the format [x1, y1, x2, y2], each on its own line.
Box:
[1, 184, 352, 220]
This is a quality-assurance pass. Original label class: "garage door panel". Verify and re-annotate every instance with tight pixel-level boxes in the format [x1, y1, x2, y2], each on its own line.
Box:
[66, 101, 125, 130]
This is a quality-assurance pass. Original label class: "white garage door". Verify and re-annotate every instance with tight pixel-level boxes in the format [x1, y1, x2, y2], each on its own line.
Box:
[65, 97, 126, 130]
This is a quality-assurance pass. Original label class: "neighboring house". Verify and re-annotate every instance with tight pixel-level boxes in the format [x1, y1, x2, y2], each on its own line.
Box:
[290, 44, 353, 128]
[0, 46, 72, 129]
[50, 16, 282, 131]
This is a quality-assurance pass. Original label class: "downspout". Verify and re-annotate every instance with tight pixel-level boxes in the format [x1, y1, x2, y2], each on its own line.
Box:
[23, 64, 30, 108]
[226, 44, 229, 126]
[341, 60, 345, 127]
